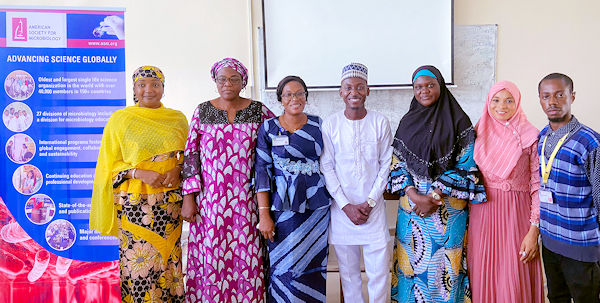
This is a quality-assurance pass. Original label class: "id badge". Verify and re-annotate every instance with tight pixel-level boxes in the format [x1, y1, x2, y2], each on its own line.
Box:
[272, 135, 289, 146]
[539, 189, 554, 204]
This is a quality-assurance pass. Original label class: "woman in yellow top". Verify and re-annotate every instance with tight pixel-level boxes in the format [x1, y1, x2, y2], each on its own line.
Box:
[90, 66, 189, 303]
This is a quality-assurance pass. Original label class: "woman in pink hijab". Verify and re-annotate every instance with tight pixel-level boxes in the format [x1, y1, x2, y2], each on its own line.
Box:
[469, 81, 544, 302]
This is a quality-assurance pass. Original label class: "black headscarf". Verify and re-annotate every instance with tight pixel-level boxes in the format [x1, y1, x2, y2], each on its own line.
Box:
[393, 65, 474, 181]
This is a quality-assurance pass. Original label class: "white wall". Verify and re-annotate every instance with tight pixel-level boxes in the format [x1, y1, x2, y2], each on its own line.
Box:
[456, 0, 600, 130]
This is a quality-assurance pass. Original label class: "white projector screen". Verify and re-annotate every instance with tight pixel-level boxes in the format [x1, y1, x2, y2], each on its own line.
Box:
[262, 0, 453, 89]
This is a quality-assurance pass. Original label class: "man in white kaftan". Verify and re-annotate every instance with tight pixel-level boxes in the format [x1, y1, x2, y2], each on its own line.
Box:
[320, 63, 393, 303]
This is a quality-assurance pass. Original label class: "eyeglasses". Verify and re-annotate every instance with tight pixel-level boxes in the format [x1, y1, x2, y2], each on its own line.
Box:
[281, 91, 307, 100]
[216, 76, 242, 85]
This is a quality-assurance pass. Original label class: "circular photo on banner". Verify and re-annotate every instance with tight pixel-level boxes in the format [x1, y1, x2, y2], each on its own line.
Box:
[25, 194, 55, 225]
[6, 133, 36, 164]
[12, 164, 43, 195]
[3, 102, 33, 132]
[4, 70, 35, 101]
[45, 219, 76, 251]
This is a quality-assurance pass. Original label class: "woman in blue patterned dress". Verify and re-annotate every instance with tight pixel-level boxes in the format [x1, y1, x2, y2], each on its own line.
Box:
[388, 66, 486, 303]
[255, 76, 331, 302]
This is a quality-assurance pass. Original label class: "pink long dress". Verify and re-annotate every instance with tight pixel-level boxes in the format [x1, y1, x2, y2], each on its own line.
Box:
[182, 100, 274, 302]
[467, 143, 545, 303]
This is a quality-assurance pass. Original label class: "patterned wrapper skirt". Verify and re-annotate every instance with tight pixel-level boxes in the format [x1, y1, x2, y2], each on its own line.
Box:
[267, 206, 330, 303]
[392, 186, 470, 303]
[116, 154, 185, 303]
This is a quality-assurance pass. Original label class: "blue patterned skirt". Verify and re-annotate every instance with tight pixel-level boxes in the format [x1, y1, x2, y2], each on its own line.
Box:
[267, 206, 330, 303]
[392, 182, 470, 303]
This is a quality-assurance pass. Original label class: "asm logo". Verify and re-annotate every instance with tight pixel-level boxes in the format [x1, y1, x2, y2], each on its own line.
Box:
[12, 18, 27, 41]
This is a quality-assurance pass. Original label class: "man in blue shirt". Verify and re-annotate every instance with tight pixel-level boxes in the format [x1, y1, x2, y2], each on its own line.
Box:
[537, 73, 600, 303]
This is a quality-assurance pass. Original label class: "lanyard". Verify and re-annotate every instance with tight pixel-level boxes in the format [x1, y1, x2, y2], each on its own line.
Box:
[541, 133, 569, 184]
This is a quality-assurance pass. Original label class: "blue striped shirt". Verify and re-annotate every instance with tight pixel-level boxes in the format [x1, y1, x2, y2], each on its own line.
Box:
[538, 117, 600, 262]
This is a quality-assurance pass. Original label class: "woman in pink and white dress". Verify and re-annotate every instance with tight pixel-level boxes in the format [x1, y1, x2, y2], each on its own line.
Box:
[180, 58, 274, 303]
[469, 80, 544, 303]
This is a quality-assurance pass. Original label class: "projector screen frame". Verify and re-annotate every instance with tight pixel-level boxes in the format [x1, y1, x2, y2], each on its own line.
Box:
[260, 0, 455, 90]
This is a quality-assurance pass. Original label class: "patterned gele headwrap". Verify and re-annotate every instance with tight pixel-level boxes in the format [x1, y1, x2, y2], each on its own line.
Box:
[210, 58, 248, 88]
[132, 66, 164, 103]
[133, 65, 165, 83]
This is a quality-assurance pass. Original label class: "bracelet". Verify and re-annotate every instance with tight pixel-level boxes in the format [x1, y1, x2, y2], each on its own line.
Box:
[258, 206, 270, 210]
[405, 185, 415, 192]
[131, 168, 137, 179]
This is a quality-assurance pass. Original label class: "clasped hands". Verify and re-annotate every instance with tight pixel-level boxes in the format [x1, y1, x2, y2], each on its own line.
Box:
[342, 201, 374, 225]
[134, 167, 181, 189]
[407, 187, 444, 218]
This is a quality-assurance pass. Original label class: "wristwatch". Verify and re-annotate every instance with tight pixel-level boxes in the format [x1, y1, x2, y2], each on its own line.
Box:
[367, 198, 377, 208]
